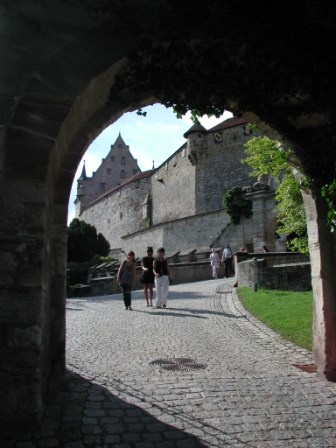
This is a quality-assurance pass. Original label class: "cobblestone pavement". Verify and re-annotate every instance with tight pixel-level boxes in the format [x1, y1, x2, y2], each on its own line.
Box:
[6, 279, 336, 447]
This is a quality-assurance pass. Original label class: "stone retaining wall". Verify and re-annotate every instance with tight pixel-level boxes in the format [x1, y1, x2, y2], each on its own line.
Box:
[69, 251, 311, 297]
[236, 252, 311, 291]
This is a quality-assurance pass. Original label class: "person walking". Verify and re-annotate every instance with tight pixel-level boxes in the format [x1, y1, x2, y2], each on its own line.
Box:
[116, 251, 137, 310]
[153, 247, 170, 308]
[209, 248, 220, 279]
[141, 246, 155, 306]
[221, 243, 235, 278]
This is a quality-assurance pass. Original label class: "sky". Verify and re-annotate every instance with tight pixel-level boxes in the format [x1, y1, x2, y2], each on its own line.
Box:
[67, 104, 233, 224]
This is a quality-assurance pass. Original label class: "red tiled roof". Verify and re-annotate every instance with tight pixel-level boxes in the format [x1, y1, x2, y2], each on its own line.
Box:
[208, 117, 247, 132]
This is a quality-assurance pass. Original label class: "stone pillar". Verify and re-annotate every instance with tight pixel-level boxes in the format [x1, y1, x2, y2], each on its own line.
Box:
[248, 189, 276, 252]
[302, 189, 336, 381]
[0, 179, 52, 429]
[49, 205, 67, 389]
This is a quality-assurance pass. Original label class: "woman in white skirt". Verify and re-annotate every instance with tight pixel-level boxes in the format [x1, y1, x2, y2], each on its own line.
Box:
[153, 247, 170, 308]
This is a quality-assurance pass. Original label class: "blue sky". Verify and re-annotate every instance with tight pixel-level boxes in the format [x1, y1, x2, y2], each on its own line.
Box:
[68, 104, 233, 223]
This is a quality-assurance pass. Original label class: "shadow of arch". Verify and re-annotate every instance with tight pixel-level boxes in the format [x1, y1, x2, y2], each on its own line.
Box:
[5, 369, 230, 447]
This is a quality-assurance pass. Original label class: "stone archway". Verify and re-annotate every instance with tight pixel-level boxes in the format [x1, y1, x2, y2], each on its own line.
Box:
[1, 0, 336, 430]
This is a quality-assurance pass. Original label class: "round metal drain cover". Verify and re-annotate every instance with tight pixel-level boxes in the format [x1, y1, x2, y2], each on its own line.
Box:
[149, 357, 207, 371]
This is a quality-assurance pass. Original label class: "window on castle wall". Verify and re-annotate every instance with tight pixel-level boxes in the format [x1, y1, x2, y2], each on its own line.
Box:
[120, 170, 125, 179]
[133, 169, 137, 175]
[111, 156, 115, 161]
[121, 156, 125, 165]
[107, 168, 111, 175]
[100, 183, 105, 192]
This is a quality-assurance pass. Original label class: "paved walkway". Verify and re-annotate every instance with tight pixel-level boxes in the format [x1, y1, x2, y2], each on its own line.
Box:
[6, 279, 336, 447]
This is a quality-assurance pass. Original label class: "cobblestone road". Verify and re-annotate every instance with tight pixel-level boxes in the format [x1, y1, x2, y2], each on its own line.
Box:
[8, 279, 336, 447]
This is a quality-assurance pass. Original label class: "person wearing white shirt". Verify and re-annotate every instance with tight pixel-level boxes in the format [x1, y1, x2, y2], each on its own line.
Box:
[221, 243, 234, 278]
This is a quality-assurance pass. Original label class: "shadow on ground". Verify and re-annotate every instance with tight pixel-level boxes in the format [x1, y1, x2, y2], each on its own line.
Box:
[3, 369, 208, 448]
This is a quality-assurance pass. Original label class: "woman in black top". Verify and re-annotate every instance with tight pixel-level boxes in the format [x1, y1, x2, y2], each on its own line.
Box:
[141, 247, 155, 306]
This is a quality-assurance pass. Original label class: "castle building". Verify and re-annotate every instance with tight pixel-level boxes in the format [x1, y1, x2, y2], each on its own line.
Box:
[75, 133, 141, 216]
[75, 117, 285, 258]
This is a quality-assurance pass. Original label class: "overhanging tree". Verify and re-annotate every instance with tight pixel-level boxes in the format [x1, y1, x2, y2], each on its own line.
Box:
[242, 136, 309, 253]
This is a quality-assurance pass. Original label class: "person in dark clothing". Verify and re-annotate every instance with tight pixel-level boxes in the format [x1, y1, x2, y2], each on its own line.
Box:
[221, 243, 235, 278]
[141, 246, 155, 306]
[117, 251, 137, 310]
[153, 247, 170, 308]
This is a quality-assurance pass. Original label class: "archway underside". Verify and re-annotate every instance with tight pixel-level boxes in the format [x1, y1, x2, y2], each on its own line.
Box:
[1, 0, 335, 430]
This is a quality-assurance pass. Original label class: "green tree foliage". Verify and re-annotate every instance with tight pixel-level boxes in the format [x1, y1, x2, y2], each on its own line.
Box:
[275, 174, 309, 254]
[96, 233, 111, 257]
[222, 188, 253, 224]
[242, 136, 309, 254]
[321, 179, 336, 230]
[67, 218, 110, 262]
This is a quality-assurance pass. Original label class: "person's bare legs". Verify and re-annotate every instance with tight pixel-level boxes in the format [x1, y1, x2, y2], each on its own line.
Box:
[144, 285, 149, 306]
[149, 285, 153, 306]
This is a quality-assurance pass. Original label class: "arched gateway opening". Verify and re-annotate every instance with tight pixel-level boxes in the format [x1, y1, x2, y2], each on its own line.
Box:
[1, 1, 335, 430]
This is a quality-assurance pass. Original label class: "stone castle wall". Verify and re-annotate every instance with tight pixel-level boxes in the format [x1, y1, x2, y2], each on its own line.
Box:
[195, 126, 258, 213]
[78, 120, 280, 258]
[80, 173, 153, 251]
[122, 209, 231, 257]
[213, 189, 284, 253]
[151, 145, 196, 224]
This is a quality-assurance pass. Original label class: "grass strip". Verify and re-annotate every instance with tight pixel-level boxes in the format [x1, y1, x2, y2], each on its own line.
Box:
[237, 287, 313, 351]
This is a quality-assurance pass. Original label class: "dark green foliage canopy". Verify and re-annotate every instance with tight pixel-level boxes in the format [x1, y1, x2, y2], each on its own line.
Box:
[222, 188, 253, 225]
[67, 218, 110, 262]
[108, 1, 336, 187]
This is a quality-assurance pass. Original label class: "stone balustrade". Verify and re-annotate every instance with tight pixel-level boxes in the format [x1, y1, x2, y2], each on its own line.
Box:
[68, 249, 311, 297]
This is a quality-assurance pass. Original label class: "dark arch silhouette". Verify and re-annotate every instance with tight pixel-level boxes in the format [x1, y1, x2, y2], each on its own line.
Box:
[0, 0, 335, 430]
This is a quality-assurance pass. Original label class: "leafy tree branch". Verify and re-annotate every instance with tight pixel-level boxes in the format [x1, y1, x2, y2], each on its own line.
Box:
[242, 136, 309, 253]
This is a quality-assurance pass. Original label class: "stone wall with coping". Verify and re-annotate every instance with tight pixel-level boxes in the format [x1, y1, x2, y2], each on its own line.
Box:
[72, 259, 224, 297]
[70, 251, 311, 298]
[236, 252, 311, 291]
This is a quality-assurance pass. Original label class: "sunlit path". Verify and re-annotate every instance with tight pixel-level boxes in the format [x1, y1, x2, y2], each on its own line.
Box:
[64, 279, 336, 447]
